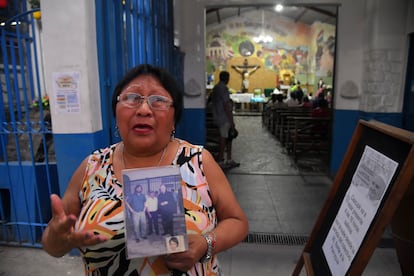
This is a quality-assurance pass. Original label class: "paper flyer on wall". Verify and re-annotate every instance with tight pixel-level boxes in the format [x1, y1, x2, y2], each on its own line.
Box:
[122, 165, 188, 259]
[52, 71, 81, 114]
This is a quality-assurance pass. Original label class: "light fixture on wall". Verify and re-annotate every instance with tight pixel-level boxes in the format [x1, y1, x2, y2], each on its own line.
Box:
[252, 9, 273, 44]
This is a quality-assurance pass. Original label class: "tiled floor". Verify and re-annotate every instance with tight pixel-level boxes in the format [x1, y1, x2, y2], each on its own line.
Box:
[228, 114, 335, 235]
[223, 114, 401, 275]
[0, 114, 402, 275]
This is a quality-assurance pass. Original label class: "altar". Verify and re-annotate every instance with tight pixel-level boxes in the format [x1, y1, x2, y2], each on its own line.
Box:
[230, 93, 266, 112]
[230, 93, 254, 103]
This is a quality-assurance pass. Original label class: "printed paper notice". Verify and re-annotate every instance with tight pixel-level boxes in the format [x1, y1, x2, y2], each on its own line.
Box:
[322, 145, 398, 276]
[52, 71, 81, 114]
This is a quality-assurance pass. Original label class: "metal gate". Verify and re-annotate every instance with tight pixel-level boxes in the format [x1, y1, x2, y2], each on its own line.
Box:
[0, 2, 57, 247]
[0, 0, 183, 248]
[95, 0, 183, 144]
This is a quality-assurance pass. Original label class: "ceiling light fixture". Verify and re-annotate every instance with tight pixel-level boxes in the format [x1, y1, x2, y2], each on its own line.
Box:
[275, 4, 284, 12]
[253, 10, 273, 44]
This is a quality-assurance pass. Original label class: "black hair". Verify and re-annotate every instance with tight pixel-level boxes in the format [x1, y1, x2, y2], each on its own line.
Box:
[276, 94, 284, 102]
[219, 71, 230, 83]
[169, 237, 179, 245]
[111, 64, 184, 125]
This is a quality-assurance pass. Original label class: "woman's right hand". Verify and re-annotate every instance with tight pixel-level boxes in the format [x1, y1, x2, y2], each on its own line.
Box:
[41, 194, 108, 257]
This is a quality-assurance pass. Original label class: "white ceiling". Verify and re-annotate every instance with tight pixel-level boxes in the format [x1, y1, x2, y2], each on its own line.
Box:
[206, 5, 338, 26]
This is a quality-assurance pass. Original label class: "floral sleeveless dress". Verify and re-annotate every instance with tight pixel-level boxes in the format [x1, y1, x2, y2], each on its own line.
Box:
[75, 139, 220, 275]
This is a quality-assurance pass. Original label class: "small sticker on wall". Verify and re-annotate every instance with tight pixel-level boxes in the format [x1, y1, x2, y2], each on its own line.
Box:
[52, 71, 81, 114]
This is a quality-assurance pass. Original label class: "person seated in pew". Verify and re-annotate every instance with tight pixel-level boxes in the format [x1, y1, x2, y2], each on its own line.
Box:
[265, 93, 277, 111]
[290, 81, 304, 104]
[300, 96, 313, 108]
[311, 97, 331, 137]
[264, 92, 287, 129]
[316, 83, 326, 98]
[312, 96, 330, 118]
[266, 92, 288, 110]
[285, 92, 300, 107]
[272, 85, 280, 94]
[312, 90, 328, 109]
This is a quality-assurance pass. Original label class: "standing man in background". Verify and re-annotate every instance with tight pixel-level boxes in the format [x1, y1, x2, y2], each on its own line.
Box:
[210, 71, 240, 170]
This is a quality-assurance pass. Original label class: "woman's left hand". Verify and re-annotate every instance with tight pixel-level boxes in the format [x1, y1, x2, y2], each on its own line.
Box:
[164, 234, 207, 272]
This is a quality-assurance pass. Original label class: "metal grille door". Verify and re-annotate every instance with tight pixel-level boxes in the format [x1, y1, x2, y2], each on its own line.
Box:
[0, 4, 57, 247]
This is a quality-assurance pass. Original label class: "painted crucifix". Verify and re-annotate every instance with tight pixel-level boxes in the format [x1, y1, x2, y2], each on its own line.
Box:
[231, 58, 261, 93]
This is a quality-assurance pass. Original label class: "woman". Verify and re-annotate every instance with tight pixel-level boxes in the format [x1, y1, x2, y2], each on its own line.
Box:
[41, 64, 248, 275]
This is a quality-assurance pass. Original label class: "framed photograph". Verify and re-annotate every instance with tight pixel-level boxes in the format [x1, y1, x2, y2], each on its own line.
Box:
[123, 165, 188, 259]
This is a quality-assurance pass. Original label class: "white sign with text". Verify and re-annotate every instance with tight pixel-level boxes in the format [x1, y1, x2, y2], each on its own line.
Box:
[322, 145, 398, 276]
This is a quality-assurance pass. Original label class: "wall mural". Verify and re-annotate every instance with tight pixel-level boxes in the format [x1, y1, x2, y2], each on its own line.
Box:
[206, 9, 336, 95]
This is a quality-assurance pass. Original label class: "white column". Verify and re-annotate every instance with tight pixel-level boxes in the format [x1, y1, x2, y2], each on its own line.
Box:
[41, 0, 102, 133]
[40, 0, 103, 194]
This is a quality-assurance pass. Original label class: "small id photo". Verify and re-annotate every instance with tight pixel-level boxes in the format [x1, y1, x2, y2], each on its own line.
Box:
[166, 235, 186, 253]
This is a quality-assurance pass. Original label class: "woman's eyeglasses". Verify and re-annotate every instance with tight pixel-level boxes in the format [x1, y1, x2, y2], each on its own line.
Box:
[117, 93, 173, 110]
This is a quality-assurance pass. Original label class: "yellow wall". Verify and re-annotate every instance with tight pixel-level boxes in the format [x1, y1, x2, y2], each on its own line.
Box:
[225, 56, 276, 93]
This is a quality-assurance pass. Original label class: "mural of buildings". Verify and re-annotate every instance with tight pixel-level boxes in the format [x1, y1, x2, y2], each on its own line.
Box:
[206, 9, 336, 95]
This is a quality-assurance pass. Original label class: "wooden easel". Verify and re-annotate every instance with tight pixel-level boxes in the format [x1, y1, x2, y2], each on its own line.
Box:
[293, 120, 414, 276]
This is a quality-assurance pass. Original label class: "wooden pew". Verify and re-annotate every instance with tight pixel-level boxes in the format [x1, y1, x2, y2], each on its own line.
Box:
[274, 107, 312, 145]
[205, 105, 220, 158]
[284, 116, 331, 161]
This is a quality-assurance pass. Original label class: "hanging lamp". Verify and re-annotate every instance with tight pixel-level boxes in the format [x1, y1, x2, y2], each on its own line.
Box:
[253, 9, 273, 44]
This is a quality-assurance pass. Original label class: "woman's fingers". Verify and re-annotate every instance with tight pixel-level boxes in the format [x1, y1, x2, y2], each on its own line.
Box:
[164, 234, 206, 271]
[49, 194, 76, 232]
[43, 194, 108, 258]
[50, 194, 65, 218]
[67, 230, 108, 247]
[165, 252, 195, 272]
